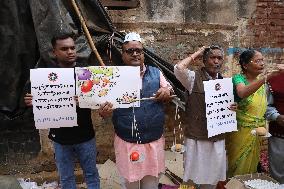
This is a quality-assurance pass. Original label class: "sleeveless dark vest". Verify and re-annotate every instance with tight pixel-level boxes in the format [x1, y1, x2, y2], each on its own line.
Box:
[112, 66, 165, 143]
[184, 68, 225, 141]
[269, 73, 284, 138]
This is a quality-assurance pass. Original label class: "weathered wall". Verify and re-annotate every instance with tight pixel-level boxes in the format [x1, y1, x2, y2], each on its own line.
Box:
[106, 0, 257, 78]
[116, 22, 237, 76]
[108, 0, 256, 24]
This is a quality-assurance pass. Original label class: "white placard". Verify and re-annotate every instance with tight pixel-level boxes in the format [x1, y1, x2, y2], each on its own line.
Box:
[203, 78, 237, 137]
[30, 68, 77, 129]
[75, 66, 141, 109]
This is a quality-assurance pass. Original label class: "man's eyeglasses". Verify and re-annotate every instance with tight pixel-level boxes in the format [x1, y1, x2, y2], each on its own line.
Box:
[123, 48, 144, 55]
[251, 59, 264, 64]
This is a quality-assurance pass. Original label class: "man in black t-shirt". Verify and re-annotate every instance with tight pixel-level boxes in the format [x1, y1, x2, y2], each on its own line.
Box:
[24, 33, 100, 189]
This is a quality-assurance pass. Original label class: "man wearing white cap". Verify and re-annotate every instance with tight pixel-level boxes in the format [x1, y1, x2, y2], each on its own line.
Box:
[99, 32, 172, 189]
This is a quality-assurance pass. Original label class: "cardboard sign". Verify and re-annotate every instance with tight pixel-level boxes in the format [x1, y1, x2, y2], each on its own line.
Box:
[203, 78, 237, 137]
[30, 68, 77, 129]
[75, 66, 141, 109]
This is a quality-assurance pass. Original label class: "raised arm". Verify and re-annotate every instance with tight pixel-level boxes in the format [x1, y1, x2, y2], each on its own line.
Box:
[235, 77, 267, 99]
[176, 46, 206, 70]
[174, 46, 206, 93]
[236, 68, 284, 99]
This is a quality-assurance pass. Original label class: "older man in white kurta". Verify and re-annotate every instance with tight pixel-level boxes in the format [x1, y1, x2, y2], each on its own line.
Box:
[174, 46, 226, 189]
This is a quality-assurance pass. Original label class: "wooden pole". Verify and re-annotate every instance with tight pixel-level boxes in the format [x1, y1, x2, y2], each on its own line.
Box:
[71, 0, 105, 66]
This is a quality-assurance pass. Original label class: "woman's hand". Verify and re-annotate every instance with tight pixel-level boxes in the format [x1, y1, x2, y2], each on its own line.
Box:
[228, 102, 238, 112]
[266, 64, 284, 79]
[276, 64, 284, 71]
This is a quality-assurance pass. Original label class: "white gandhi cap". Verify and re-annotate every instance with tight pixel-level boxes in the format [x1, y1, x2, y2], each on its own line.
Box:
[123, 32, 142, 43]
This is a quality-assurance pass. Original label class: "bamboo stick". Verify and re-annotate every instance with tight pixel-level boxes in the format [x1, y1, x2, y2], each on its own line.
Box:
[71, 0, 105, 66]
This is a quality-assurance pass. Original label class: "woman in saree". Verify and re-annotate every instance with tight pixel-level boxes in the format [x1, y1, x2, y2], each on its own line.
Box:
[226, 49, 279, 177]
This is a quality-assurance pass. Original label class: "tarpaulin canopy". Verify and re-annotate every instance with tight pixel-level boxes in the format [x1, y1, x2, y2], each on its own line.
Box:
[0, 0, 185, 123]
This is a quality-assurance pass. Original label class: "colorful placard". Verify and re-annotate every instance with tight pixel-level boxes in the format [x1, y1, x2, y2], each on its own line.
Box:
[75, 66, 141, 109]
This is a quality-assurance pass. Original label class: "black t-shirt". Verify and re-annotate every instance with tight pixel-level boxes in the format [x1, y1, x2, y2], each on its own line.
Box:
[29, 61, 95, 145]
[48, 107, 94, 145]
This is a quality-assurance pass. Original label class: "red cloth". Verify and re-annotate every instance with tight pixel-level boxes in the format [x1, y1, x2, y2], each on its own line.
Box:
[269, 73, 284, 137]
[269, 73, 284, 115]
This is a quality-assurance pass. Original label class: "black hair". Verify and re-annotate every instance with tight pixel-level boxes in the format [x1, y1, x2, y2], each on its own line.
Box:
[203, 44, 224, 63]
[239, 49, 256, 71]
[51, 33, 75, 48]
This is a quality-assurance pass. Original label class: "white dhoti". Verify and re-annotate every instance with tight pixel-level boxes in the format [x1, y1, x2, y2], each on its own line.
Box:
[183, 138, 226, 185]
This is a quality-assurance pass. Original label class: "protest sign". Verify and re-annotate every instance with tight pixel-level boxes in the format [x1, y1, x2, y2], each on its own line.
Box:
[203, 78, 237, 137]
[75, 66, 141, 109]
[30, 68, 77, 129]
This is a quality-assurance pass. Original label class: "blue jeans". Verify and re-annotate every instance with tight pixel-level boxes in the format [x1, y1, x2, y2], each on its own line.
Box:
[53, 138, 100, 189]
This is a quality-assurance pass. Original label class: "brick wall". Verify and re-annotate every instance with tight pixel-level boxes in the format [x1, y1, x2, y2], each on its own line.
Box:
[248, 0, 284, 48]
[233, 0, 284, 73]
